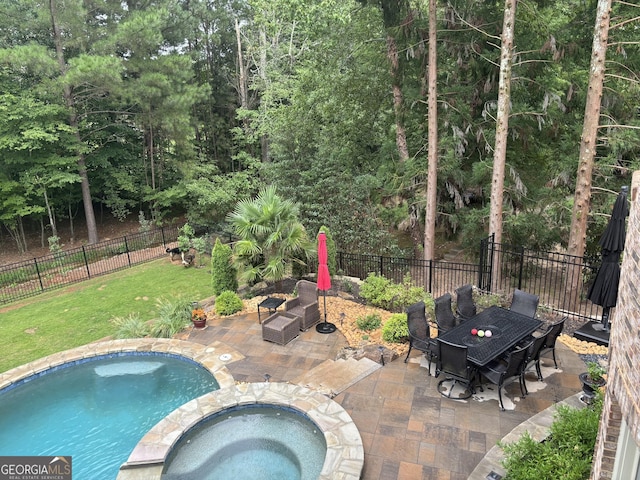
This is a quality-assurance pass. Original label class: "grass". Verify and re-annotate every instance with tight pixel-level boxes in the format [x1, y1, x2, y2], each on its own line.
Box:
[0, 259, 212, 373]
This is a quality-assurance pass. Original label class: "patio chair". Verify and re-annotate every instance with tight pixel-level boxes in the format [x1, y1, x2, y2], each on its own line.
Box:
[404, 301, 439, 375]
[510, 289, 540, 318]
[284, 280, 321, 330]
[538, 316, 566, 369]
[478, 340, 530, 410]
[455, 284, 477, 323]
[434, 293, 457, 336]
[519, 330, 549, 395]
[436, 339, 477, 399]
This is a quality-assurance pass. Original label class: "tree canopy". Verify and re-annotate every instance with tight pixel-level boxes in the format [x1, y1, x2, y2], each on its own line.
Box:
[0, 0, 638, 259]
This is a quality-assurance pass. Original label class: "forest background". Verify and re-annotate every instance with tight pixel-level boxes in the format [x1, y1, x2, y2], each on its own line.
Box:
[0, 0, 638, 264]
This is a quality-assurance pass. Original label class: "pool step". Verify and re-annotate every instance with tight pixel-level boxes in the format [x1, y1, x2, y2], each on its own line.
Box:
[291, 357, 382, 398]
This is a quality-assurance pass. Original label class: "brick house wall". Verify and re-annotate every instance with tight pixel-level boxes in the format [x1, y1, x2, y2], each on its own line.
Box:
[590, 170, 640, 479]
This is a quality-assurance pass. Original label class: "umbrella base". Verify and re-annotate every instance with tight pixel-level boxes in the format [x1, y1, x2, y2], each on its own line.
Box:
[574, 321, 610, 347]
[316, 322, 337, 334]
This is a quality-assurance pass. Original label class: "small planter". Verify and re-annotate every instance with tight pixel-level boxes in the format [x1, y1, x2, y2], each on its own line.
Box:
[191, 318, 207, 329]
[579, 372, 605, 404]
[191, 307, 207, 329]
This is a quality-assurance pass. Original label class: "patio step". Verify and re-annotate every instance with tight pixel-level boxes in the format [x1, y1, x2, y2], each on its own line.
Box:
[292, 357, 382, 398]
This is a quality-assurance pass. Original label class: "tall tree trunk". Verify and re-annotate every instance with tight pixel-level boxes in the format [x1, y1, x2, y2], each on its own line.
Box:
[387, 35, 409, 161]
[259, 28, 270, 163]
[42, 184, 57, 238]
[424, 0, 439, 261]
[148, 122, 156, 191]
[489, 0, 517, 247]
[236, 18, 249, 111]
[488, 0, 517, 291]
[68, 202, 75, 244]
[49, 0, 98, 244]
[566, 0, 612, 306]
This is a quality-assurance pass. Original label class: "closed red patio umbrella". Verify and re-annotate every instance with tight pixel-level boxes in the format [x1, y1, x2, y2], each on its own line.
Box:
[316, 232, 336, 334]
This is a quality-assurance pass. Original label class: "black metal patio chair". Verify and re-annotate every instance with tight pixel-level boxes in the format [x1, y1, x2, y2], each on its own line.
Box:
[520, 330, 549, 395]
[436, 339, 477, 399]
[455, 284, 477, 323]
[510, 289, 540, 318]
[479, 340, 531, 410]
[404, 301, 439, 376]
[434, 293, 457, 336]
[539, 316, 567, 369]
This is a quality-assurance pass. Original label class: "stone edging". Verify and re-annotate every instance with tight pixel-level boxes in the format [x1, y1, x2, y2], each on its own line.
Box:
[0, 338, 238, 393]
[119, 382, 364, 480]
[468, 393, 585, 479]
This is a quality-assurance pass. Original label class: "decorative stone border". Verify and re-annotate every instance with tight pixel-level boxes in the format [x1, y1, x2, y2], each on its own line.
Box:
[119, 382, 364, 480]
[468, 393, 585, 479]
[0, 338, 238, 394]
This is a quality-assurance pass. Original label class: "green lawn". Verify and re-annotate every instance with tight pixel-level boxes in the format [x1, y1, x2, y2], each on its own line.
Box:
[0, 259, 213, 373]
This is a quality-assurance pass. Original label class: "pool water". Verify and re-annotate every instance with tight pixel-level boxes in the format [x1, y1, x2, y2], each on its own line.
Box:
[163, 405, 327, 480]
[0, 354, 219, 479]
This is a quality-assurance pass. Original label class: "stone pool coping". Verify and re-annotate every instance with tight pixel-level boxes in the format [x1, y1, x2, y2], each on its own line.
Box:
[118, 382, 364, 480]
[0, 338, 239, 393]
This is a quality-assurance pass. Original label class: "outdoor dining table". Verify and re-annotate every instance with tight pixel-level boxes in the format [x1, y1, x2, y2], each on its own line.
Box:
[437, 305, 543, 367]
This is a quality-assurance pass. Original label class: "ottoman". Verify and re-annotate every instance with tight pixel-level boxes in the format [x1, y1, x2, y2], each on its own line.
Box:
[262, 312, 301, 345]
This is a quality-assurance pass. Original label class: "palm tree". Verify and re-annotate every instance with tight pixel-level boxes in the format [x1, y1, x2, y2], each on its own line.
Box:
[228, 186, 314, 290]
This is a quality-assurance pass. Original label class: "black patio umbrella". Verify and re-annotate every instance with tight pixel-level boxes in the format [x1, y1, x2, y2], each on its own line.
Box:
[587, 186, 629, 331]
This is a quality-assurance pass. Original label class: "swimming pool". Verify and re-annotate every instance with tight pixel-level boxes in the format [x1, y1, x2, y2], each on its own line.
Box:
[0, 339, 237, 480]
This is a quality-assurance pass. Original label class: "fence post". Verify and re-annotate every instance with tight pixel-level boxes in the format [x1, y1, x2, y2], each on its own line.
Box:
[517, 246, 525, 290]
[379, 255, 383, 276]
[478, 237, 486, 290]
[33, 258, 44, 292]
[124, 237, 132, 267]
[487, 234, 495, 293]
[161, 227, 166, 247]
[428, 259, 433, 293]
[82, 246, 91, 279]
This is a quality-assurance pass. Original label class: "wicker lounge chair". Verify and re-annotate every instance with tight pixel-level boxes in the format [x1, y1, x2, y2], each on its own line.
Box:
[285, 280, 321, 330]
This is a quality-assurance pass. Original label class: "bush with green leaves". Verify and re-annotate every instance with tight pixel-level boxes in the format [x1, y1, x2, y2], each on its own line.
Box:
[359, 273, 394, 308]
[211, 238, 238, 295]
[110, 313, 150, 339]
[382, 313, 409, 342]
[150, 296, 193, 338]
[359, 273, 431, 312]
[215, 290, 244, 316]
[500, 396, 602, 480]
[356, 313, 381, 331]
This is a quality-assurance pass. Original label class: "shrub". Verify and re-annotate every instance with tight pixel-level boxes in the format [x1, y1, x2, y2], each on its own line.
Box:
[382, 313, 409, 342]
[150, 296, 192, 337]
[215, 290, 244, 316]
[500, 396, 602, 480]
[356, 313, 381, 331]
[211, 238, 238, 295]
[111, 313, 150, 339]
[359, 273, 394, 308]
[360, 273, 431, 312]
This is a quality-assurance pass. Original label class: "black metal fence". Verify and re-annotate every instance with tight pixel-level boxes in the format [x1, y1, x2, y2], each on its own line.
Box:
[0, 226, 179, 305]
[478, 235, 601, 321]
[336, 237, 602, 321]
[1, 228, 603, 321]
